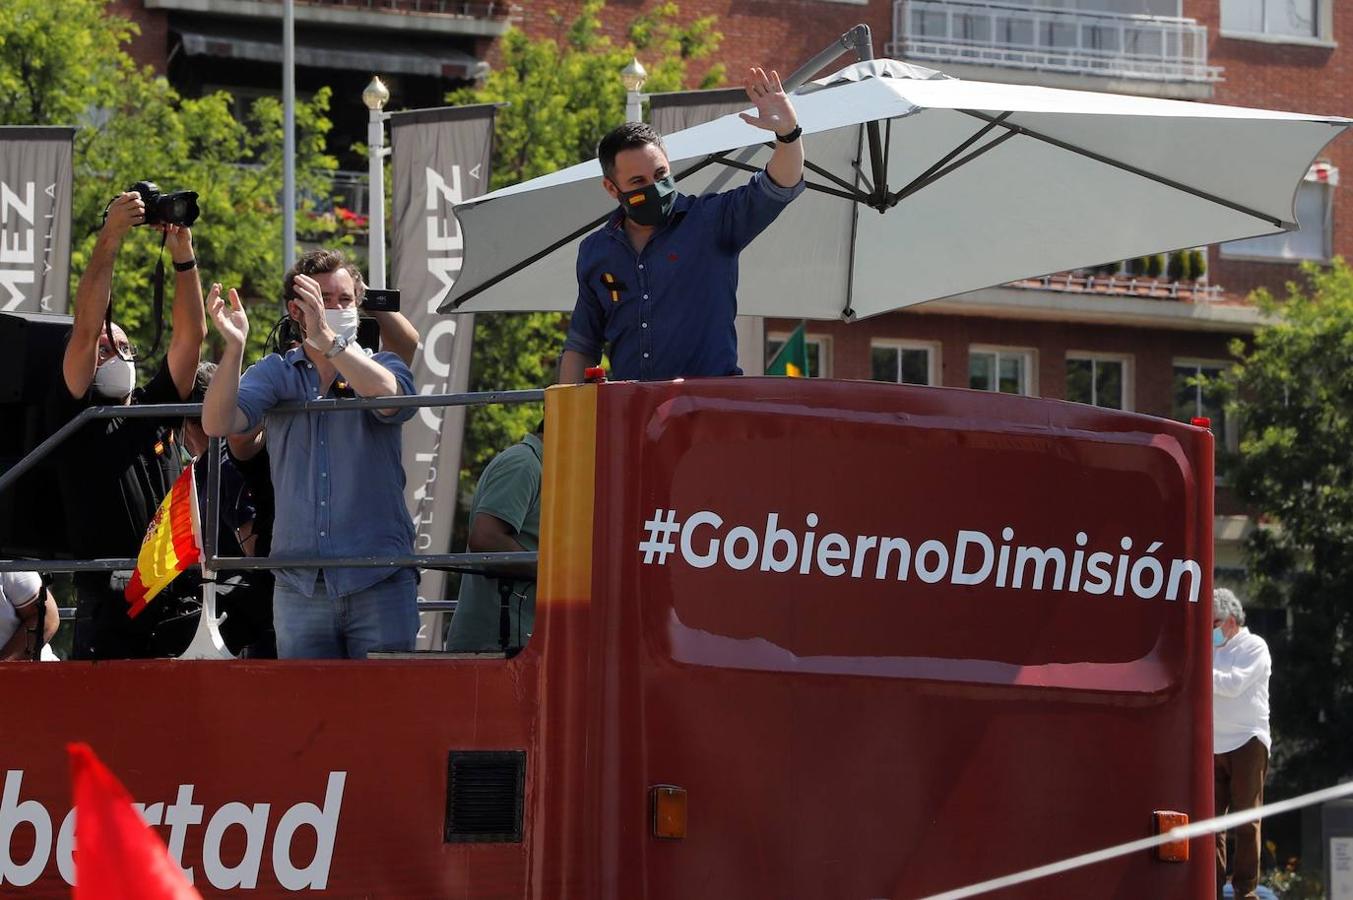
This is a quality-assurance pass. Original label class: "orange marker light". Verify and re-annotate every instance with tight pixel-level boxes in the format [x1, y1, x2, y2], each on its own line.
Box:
[1153, 810, 1189, 862]
[651, 785, 687, 840]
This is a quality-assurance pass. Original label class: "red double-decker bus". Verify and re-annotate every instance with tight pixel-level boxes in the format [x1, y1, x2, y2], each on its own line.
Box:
[0, 377, 1213, 897]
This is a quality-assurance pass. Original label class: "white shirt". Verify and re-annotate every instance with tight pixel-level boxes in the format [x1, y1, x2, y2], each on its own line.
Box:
[1213, 627, 1272, 755]
[0, 571, 43, 651]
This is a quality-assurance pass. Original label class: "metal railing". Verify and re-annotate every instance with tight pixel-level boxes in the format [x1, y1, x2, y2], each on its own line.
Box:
[890, 0, 1223, 83]
[0, 389, 544, 632]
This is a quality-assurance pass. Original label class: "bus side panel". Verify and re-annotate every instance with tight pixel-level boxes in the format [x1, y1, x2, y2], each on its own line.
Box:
[582, 379, 1212, 899]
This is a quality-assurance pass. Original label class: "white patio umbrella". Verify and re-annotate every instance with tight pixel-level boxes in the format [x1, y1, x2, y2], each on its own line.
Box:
[441, 60, 1349, 321]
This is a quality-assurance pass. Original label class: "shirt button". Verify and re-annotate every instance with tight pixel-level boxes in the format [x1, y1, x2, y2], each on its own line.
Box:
[641, 322, 648, 329]
[321, 472, 327, 478]
[643, 294, 649, 300]
[643, 352, 650, 359]
[320, 500, 327, 506]
[639, 264, 645, 270]
[320, 530, 327, 537]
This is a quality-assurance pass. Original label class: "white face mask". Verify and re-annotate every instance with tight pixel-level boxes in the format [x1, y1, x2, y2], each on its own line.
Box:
[93, 357, 135, 399]
[323, 306, 360, 344]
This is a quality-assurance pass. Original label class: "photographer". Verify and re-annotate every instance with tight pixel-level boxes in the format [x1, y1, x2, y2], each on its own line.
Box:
[49, 189, 207, 659]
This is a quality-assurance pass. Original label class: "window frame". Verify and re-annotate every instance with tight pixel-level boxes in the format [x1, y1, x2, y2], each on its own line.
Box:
[1221, 167, 1336, 263]
[870, 339, 941, 387]
[1219, 0, 1332, 46]
[1065, 351, 1133, 412]
[968, 345, 1037, 397]
[1171, 357, 1238, 453]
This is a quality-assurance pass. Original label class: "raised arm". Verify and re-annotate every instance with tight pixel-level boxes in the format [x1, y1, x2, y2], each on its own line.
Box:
[370, 310, 419, 367]
[203, 286, 253, 436]
[63, 192, 143, 399]
[163, 225, 208, 400]
[738, 67, 803, 190]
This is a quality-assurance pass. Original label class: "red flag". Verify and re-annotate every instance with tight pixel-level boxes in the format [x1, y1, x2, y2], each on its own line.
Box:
[68, 743, 201, 899]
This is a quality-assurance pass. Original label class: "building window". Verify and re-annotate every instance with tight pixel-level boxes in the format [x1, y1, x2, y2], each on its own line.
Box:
[871, 342, 937, 386]
[1172, 359, 1235, 446]
[1066, 355, 1129, 410]
[766, 334, 830, 378]
[1221, 0, 1319, 39]
[1222, 165, 1335, 262]
[969, 347, 1034, 396]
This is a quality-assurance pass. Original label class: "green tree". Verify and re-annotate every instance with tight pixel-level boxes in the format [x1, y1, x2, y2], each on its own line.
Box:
[1220, 259, 1353, 797]
[1, 0, 342, 363]
[445, 0, 722, 509]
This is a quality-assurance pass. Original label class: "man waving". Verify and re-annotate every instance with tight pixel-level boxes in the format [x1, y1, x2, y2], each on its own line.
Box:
[559, 66, 806, 383]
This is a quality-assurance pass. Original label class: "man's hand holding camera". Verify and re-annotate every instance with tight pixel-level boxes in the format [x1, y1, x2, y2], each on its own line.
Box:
[101, 192, 146, 242]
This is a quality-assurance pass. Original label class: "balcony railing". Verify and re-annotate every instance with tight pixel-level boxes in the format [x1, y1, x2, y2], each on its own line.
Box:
[295, 0, 508, 16]
[890, 0, 1222, 83]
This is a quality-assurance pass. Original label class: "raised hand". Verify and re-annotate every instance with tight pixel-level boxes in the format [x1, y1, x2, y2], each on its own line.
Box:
[102, 191, 145, 240]
[207, 284, 249, 348]
[161, 224, 194, 264]
[291, 273, 333, 348]
[739, 67, 798, 138]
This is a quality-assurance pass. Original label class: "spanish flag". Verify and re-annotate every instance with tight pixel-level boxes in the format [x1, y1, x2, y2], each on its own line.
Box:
[766, 321, 810, 378]
[125, 465, 202, 618]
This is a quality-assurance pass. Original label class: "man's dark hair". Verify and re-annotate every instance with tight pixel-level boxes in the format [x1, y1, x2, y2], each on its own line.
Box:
[283, 248, 367, 306]
[186, 361, 217, 424]
[597, 122, 668, 181]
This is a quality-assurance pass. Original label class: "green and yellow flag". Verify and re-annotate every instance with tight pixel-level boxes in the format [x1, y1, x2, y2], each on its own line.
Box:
[766, 321, 809, 377]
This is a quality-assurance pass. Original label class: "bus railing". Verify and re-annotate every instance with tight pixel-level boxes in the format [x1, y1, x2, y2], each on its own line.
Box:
[0, 389, 545, 651]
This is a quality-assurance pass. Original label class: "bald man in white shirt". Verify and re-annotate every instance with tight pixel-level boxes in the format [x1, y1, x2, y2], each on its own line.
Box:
[1212, 587, 1272, 900]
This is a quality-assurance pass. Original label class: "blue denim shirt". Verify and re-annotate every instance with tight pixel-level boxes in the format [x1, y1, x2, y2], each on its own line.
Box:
[235, 346, 417, 599]
[564, 169, 805, 381]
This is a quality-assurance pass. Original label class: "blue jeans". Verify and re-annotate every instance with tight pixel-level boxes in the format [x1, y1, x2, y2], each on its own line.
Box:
[273, 569, 418, 659]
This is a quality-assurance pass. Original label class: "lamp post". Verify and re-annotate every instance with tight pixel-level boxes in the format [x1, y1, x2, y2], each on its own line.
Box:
[363, 76, 392, 290]
[621, 57, 647, 123]
[282, 0, 296, 276]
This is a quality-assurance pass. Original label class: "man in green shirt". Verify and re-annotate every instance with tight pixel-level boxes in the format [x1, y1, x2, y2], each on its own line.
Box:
[448, 425, 543, 652]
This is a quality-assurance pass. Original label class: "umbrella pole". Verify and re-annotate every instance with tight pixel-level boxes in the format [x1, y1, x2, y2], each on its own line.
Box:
[782, 24, 888, 207]
[782, 24, 874, 92]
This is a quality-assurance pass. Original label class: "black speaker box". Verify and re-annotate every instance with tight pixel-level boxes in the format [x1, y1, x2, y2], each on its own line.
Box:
[0, 310, 76, 559]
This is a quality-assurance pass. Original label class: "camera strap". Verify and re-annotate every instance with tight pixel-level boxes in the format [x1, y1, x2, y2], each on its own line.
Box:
[144, 230, 169, 359]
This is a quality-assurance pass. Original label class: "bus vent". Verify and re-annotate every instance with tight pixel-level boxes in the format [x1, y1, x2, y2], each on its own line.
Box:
[445, 750, 525, 843]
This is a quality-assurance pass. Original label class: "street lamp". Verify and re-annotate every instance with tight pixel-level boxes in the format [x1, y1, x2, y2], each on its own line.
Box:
[363, 76, 391, 289]
[621, 57, 647, 123]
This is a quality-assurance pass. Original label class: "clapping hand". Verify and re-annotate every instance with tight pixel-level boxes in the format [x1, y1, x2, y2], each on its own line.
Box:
[207, 284, 249, 349]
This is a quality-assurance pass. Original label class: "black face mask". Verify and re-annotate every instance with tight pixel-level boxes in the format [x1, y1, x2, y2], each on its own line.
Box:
[615, 176, 677, 228]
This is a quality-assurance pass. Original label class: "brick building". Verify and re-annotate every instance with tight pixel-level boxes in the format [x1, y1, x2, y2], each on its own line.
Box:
[107, 0, 1346, 571]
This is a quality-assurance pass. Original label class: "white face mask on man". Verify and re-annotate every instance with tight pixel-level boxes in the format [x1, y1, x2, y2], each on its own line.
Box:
[93, 357, 136, 399]
[324, 306, 359, 343]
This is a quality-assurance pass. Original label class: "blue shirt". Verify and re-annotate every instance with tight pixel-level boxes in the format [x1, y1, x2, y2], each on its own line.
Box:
[235, 346, 417, 599]
[564, 169, 805, 381]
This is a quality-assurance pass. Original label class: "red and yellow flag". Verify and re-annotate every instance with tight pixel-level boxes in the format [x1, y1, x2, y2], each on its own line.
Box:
[125, 465, 201, 617]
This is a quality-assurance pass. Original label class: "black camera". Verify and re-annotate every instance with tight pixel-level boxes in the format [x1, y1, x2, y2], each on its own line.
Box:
[128, 180, 200, 228]
[362, 288, 400, 312]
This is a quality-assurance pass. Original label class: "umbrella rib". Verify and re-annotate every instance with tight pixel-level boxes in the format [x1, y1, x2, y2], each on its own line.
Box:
[957, 109, 1287, 228]
[886, 112, 1013, 207]
[887, 130, 1019, 207]
[803, 158, 870, 198]
[711, 156, 865, 204]
[449, 154, 728, 308]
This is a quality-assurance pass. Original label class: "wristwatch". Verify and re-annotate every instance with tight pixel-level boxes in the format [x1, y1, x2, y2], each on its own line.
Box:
[323, 333, 349, 359]
[776, 125, 803, 144]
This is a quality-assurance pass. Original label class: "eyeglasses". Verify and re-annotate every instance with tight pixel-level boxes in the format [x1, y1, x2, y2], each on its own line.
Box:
[97, 340, 139, 363]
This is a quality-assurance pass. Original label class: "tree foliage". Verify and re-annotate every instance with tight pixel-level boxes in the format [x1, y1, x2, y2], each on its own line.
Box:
[0, 0, 342, 363]
[445, 0, 722, 507]
[1220, 259, 1353, 796]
